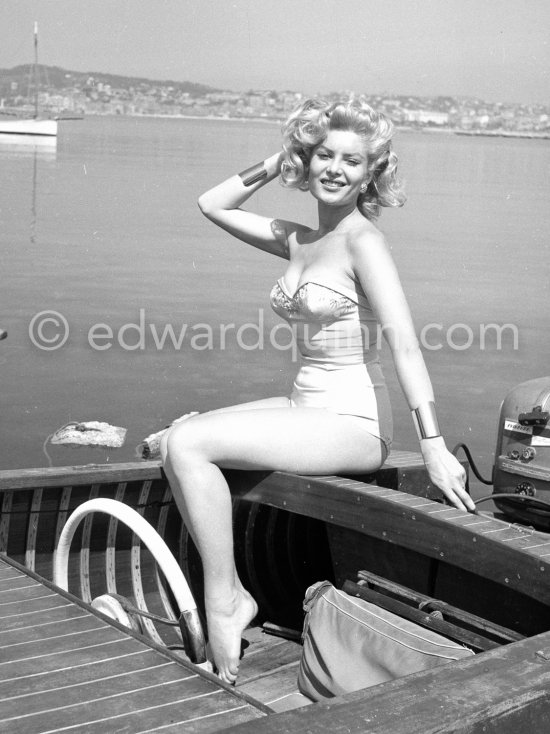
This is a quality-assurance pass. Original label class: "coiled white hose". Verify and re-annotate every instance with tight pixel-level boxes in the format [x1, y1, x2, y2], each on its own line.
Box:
[54, 498, 198, 616]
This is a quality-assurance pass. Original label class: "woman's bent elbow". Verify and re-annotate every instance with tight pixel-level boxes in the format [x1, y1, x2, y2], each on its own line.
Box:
[197, 194, 211, 216]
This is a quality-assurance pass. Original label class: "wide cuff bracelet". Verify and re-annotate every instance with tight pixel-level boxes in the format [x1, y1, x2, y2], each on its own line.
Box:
[412, 401, 441, 440]
[238, 161, 268, 187]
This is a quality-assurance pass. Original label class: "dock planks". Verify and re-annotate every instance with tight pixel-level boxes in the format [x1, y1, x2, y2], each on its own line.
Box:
[0, 556, 267, 733]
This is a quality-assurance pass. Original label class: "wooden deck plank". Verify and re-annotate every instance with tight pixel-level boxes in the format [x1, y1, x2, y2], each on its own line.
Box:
[0, 557, 267, 734]
[47, 696, 264, 734]
[0, 662, 198, 719]
[238, 664, 302, 706]
[3, 675, 214, 732]
[0, 576, 42, 593]
[0, 648, 169, 698]
[0, 637, 142, 679]
[0, 599, 83, 631]
[0, 626, 130, 665]
[1, 611, 106, 646]
[129, 704, 267, 734]
[0, 590, 62, 612]
[239, 641, 302, 685]
[231, 627, 305, 712]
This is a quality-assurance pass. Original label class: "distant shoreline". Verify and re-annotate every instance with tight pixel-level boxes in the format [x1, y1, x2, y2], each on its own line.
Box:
[84, 111, 550, 139]
[86, 111, 283, 125]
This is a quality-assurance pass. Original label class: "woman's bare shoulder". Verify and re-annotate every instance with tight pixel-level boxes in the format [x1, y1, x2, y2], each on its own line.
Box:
[345, 219, 389, 261]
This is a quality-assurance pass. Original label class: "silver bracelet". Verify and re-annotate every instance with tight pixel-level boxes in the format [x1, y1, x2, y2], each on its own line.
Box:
[238, 161, 268, 187]
[412, 401, 441, 440]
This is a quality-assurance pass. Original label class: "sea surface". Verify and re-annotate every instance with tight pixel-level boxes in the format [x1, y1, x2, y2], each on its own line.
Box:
[1, 115, 549, 497]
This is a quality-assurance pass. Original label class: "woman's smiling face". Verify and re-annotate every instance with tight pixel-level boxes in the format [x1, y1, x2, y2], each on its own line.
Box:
[308, 129, 369, 207]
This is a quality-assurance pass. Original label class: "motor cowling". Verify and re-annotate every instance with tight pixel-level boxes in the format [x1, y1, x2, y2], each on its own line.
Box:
[493, 377, 550, 530]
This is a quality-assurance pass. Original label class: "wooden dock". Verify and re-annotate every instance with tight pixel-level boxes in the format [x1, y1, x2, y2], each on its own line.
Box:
[0, 555, 268, 733]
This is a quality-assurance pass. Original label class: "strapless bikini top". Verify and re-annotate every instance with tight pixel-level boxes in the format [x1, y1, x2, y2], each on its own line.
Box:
[270, 277, 372, 323]
[270, 276, 380, 360]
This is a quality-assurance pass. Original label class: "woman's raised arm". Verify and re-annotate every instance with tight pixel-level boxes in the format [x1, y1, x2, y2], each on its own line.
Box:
[197, 152, 294, 259]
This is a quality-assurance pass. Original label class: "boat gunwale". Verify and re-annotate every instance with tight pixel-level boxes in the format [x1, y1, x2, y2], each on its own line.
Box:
[0, 449, 427, 490]
[2, 458, 550, 606]
[0, 461, 164, 490]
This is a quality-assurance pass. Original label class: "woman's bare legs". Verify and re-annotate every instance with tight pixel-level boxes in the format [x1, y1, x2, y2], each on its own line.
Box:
[161, 399, 384, 684]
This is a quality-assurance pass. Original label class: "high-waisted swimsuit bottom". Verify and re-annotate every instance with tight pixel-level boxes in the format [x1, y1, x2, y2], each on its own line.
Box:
[270, 277, 393, 456]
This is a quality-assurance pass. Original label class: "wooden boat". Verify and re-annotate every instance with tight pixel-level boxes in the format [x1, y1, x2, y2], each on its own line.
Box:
[0, 23, 58, 138]
[1, 451, 550, 732]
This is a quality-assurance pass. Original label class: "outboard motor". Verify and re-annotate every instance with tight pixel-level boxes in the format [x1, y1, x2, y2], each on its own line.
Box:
[492, 377, 550, 530]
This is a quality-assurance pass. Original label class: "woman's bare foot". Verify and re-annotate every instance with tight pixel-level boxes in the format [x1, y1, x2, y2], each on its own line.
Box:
[206, 588, 258, 685]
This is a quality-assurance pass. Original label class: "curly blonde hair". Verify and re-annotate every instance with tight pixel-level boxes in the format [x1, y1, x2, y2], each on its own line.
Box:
[280, 97, 406, 220]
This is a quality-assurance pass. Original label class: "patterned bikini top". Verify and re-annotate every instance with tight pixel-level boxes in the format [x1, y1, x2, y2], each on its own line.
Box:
[270, 277, 372, 323]
[270, 276, 380, 359]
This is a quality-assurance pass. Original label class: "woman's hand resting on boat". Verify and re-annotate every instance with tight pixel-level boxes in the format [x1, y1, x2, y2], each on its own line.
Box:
[420, 437, 476, 512]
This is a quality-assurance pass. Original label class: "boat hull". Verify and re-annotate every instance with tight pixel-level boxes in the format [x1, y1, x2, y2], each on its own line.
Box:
[1, 455, 549, 731]
[0, 118, 57, 136]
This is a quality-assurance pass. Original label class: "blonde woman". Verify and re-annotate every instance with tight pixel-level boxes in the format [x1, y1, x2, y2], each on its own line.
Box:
[161, 98, 475, 684]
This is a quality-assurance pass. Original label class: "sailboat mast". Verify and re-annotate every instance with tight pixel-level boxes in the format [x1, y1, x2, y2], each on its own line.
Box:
[33, 21, 38, 118]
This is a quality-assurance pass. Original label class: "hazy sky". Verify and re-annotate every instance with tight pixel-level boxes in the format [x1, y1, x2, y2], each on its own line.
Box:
[1, 0, 549, 104]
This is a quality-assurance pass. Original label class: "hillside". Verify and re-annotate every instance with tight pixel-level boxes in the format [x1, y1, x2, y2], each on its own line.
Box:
[0, 64, 219, 98]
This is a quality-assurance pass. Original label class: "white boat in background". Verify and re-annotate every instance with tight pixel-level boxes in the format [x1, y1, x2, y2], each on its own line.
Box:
[0, 117, 57, 136]
[0, 22, 58, 137]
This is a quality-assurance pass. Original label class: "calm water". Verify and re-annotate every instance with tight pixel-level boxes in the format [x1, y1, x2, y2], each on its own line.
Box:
[1, 116, 549, 494]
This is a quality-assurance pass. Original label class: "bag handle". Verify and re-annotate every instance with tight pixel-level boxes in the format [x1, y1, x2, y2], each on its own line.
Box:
[301, 581, 334, 641]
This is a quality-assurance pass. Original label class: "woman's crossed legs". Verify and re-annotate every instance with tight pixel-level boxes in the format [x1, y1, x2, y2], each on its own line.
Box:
[161, 397, 385, 684]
